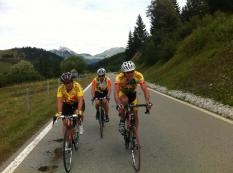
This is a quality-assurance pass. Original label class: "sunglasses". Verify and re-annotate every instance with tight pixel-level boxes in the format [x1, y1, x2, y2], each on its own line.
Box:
[63, 81, 72, 85]
[125, 71, 134, 74]
[98, 75, 105, 77]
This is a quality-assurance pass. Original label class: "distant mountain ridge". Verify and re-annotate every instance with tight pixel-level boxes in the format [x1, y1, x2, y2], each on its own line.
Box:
[50, 47, 125, 60]
[50, 46, 78, 58]
[94, 47, 125, 58]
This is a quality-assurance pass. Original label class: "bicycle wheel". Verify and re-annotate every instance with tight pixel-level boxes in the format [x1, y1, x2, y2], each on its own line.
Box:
[63, 129, 73, 173]
[131, 128, 141, 172]
[98, 107, 104, 138]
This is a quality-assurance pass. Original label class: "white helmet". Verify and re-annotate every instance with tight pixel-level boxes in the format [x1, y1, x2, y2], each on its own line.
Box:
[97, 68, 106, 76]
[121, 61, 136, 72]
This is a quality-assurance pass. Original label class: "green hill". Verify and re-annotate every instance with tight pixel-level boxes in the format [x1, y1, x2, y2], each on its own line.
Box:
[0, 47, 63, 78]
[90, 52, 125, 72]
[139, 13, 233, 106]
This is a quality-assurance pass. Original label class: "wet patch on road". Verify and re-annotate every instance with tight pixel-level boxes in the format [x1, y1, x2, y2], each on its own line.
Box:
[37, 148, 61, 172]
[53, 147, 62, 161]
[53, 138, 63, 143]
[38, 165, 58, 172]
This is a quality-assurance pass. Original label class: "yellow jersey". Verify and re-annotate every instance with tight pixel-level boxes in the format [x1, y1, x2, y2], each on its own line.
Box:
[115, 71, 145, 94]
[57, 81, 83, 104]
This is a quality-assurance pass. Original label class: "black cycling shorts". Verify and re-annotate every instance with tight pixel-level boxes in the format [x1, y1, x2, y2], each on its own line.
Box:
[62, 99, 85, 116]
[94, 90, 108, 98]
[125, 92, 136, 103]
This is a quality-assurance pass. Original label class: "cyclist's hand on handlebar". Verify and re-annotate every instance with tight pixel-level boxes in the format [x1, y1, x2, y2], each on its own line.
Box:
[106, 96, 110, 101]
[75, 109, 83, 117]
[146, 101, 152, 110]
[53, 112, 61, 125]
[116, 104, 124, 112]
[55, 112, 62, 117]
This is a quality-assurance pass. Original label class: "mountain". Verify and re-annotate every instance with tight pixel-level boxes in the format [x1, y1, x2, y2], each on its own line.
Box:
[50, 46, 78, 57]
[94, 47, 125, 58]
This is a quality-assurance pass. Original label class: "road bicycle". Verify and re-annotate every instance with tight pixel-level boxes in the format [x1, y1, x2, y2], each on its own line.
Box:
[53, 114, 80, 173]
[122, 103, 150, 172]
[93, 97, 108, 138]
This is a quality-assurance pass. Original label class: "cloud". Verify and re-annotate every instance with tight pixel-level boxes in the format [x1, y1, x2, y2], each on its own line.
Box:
[0, 0, 186, 54]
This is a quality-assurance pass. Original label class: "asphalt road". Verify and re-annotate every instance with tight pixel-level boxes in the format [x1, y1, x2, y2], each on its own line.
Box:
[2, 74, 233, 173]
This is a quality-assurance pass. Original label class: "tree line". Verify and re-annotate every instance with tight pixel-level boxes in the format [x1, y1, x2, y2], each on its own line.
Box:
[125, 0, 233, 64]
[0, 47, 88, 87]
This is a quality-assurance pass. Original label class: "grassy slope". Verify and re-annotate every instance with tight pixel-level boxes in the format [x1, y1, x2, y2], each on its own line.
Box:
[141, 13, 233, 106]
[0, 74, 94, 164]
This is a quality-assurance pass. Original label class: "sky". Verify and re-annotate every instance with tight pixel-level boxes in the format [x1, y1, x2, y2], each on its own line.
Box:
[0, 0, 187, 55]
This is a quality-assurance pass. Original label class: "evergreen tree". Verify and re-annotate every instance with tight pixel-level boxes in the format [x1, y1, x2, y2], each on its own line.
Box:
[206, 0, 233, 13]
[181, 0, 209, 21]
[145, 0, 181, 63]
[135, 14, 148, 45]
[125, 31, 134, 60]
[147, 0, 181, 34]
[171, 0, 180, 14]
[125, 14, 148, 60]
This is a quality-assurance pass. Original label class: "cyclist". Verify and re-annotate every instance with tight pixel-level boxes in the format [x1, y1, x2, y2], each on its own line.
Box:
[56, 72, 85, 134]
[91, 68, 111, 122]
[114, 61, 152, 135]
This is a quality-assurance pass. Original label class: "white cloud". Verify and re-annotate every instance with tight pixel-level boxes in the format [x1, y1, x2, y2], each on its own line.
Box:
[0, 0, 186, 54]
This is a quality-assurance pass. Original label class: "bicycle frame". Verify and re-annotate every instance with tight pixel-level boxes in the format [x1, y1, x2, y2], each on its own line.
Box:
[95, 97, 106, 138]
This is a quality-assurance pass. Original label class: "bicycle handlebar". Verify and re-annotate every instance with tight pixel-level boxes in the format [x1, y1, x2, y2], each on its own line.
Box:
[124, 103, 152, 114]
[52, 114, 78, 125]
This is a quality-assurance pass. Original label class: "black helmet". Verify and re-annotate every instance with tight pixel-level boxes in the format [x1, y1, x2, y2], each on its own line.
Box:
[60, 72, 73, 83]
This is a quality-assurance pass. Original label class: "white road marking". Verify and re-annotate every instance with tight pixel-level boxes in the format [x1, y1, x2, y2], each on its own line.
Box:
[2, 83, 92, 173]
[148, 88, 233, 125]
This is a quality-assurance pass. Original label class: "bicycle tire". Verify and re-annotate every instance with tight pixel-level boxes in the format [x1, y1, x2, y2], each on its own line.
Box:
[63, 129, 73, 173]
[98, 107, 104, 138]
[131, 128, 141, 172]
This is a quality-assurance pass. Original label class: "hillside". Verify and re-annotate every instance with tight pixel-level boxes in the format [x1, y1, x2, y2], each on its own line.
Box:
[139, 13, 233, 106]
[91, 52, 125, 72]
[0, 47, 63, 78]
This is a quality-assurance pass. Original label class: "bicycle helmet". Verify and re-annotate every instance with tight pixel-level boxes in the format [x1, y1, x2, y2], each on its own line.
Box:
[121, 61, 136, 72]
[97, 68, 106, 76]
[60, 72, 73, 83]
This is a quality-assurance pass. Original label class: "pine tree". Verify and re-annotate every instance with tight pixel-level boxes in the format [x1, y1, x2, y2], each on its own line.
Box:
[171, 0, 180, 14]
[206, 0, 233, 13]
[135, 14, 148, 45]
[125, 31, 134, 60]
[181, 0, 209, 21]
[147, 0, 181, 34]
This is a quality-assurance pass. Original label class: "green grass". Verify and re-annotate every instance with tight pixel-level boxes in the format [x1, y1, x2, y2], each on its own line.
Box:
[0, 74, 95, 164]
[141, 13, 233, 106]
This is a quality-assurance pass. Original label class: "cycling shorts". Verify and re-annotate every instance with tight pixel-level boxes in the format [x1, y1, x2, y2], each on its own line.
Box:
[62, 99, 85, 117]
[95, 90, 108, 98]
[119, 91, 138, 111]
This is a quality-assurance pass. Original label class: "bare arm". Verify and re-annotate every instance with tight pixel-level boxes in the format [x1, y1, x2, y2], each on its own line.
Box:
[77, 96, 83, 112]
[91, 81, 95, 98]
[57, 97, 63, 113]
[114, 83, 121, 105]
[140, 82, 150, 104]
[107, 80, 111, 97]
